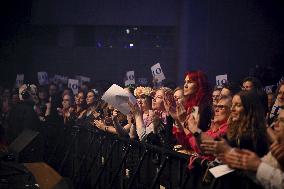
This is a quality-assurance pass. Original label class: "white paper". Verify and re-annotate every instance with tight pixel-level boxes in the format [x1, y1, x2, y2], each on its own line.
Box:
[151, 63, 166, 83]
[68, 79, 79, 94]
[15, 74, 24, 88]
[209, 164, 235, 178]
[216, 74, 228, 86]
[264, 85, 274, 93]
[75, 75, 91, 86]
[126, 71, 135, 85]
[102, 84, 137, 115]
[37, 72, 49, 85]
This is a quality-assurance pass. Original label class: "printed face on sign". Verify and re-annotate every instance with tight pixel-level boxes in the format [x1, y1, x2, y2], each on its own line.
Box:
[151, 63, 165, 82]
[126, 71, 135, 85]
[216, 74, 228, 86]
[128, 74, 134, 80]
[68, 79, 79, 95]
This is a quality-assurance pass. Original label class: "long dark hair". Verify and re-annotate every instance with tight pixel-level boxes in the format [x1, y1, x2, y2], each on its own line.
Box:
[228, 90, 268, 155]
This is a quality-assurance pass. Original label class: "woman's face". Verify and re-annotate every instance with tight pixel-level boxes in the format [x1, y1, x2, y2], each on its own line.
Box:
[274, 110, 284, 143]
[213, 98, 231, 124]
[230, 95, 244, 122]
[242, 81, 254, 91]
[86, 92, 95, 105]
[62, 94, 72, 110]
[183, 75, 197, 96]
[174, 89, 185, 104]
[221, 88, 231, 99]
[277, 85, 284, 106]
[137, 95, 151, 111]
[75, 92, 85, 106]
[152, 90, 165, 111]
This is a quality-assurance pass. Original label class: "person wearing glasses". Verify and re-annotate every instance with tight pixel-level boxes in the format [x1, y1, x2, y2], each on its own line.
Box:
[212, 86, 222, 107]
[201, 90, 269, 158]
[185, 97, 232, 155]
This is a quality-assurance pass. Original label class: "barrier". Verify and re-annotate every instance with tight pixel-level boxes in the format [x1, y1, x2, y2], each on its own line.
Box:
[42, 126, 263, 189]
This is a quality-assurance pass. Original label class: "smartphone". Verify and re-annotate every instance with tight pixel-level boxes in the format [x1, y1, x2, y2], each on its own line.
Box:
[191, 106, 199, 120]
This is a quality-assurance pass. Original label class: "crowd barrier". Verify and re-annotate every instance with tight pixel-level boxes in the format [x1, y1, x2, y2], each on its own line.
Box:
[40, 125, 263, 189]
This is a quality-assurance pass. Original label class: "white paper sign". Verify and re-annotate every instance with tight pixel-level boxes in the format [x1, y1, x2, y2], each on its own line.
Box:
[151, 63, 166, 83]
[15, 74, 24, 88]
[37, 72, 49, 85]
[216, 74, 228, 86]
[102, 84, 137, 115]
[75, 75, 91, 86]
[264, 85, 274, 93]
[68, 79, 79, 94]
[209, 165, 235, 178]
[125, 71, 135, 85]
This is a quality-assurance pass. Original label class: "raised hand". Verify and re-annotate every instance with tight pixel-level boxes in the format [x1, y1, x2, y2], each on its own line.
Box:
[94, 119, 106, 130]
[176, 102, 187, 123]
[186, 114, 199, 133]
[224, 149, 261, 172]
[128, 100, 141, 116]
[200, 138, 231, 156]
[270, 142, 284, 171]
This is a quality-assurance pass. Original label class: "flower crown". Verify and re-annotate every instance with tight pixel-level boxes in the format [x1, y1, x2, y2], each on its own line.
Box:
[134, 86, 154, 98]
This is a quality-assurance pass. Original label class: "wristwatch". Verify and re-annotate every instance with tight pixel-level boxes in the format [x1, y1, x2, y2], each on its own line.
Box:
[193, 128, 202, 137]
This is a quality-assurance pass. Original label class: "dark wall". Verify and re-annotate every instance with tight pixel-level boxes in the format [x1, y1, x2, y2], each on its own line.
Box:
[1, 0, 283, 87]
[181, 0, 284, 85]
[31, 0, 178, 26]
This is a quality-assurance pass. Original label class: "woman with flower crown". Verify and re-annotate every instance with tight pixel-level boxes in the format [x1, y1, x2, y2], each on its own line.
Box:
[132, 86, 155, 138]
[131, 86, 175, 148]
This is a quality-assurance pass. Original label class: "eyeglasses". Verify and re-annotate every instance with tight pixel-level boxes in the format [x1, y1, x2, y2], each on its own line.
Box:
[214, 105, 229, 110]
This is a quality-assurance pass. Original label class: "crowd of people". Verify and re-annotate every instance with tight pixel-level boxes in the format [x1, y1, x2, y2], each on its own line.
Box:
[0, 71, 283, 189]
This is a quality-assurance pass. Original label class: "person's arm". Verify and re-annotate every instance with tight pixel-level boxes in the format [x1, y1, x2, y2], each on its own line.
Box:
[93, 119, 117, 134]
[256, 162, 284, 189]
[270, 143, 284, 171]
[128, 102, 146, 140]
[224, 148, 284, 189]
[112, 110, 130, 137]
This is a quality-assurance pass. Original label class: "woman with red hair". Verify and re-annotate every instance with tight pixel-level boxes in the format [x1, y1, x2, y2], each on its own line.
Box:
[172, 71, 212, 157]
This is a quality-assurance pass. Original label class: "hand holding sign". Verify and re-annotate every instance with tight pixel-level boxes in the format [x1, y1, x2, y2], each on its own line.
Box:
[68, 79, 79, 95]
[102, 84, 137, 115]
[151, 63, 165, 83]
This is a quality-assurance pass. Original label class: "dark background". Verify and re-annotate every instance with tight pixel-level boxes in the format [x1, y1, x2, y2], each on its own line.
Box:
[0, 0, 283, 88]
